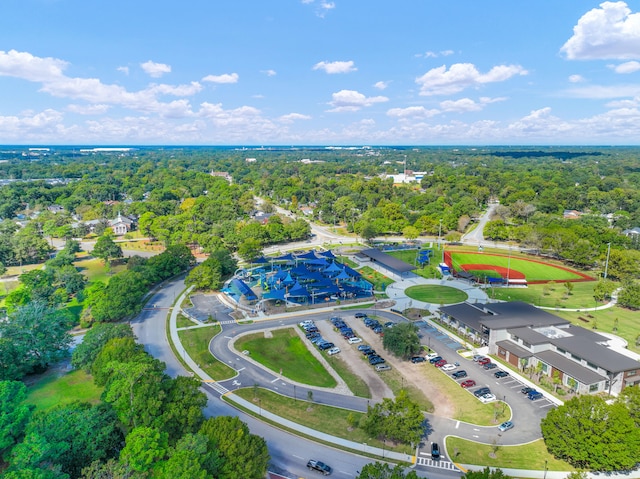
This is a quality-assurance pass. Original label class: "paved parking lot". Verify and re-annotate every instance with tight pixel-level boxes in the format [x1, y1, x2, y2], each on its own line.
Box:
[186, 293, 233, 322]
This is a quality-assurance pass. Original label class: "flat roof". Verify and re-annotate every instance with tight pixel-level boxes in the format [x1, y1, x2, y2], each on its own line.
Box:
[360, 248, 416, 273]
[440, 303, 488, 333]
[496, 340, 533, 359]
[479, 302, 568, 329]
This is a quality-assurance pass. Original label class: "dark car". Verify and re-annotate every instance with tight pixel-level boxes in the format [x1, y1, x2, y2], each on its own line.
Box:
[452, 370, 468, 379]
[307, 459, 332, 475]
[521, 386, 535, 395]
[411, 356, 426, 364]
[474, 387, 491, 397]
[431, 442, 440, 460]
[528, 390, 543, 400]
[358, 344, 371, 351]
[494, 370, 510, 378]
[355, 312, 367, 319]
[428, 356, 443, 364]
[369, 356, 385, 365]
[483, 362, 497, 370]
[318, 342, 334, 351]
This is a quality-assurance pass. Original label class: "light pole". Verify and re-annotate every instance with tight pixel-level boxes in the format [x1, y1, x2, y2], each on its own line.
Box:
[543, 459, 548, 479]
[604, 242, 611, 279]
[438, 219, 442, 250]
[506, 246, 511, 287]
[293, 385, 296, 402]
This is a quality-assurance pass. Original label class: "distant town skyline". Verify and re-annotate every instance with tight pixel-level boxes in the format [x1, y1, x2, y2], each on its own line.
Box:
[2, 1, 640, 145]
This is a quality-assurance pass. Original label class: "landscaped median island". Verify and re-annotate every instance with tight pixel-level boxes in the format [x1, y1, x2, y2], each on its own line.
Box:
[177, 323, 236, 380]
[231, 387, 414, 456]
[234, 328, 337, 387]
[445, 437, 573, 472]
[404, 285, 469, 304]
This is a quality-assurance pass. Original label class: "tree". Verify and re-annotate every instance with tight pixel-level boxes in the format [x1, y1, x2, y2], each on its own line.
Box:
[91, 235, 123, 265]
[198, 416, 269, 479]
[362, 390, 424, 446]
[541, 395, 640, 471]
[185, 257, 222, 291]
[155, 433, 217, 479]
[618, 282, 640, 310]
[89, 271, 148, 322]
[356, 462, 419, 479]
[8, 402, 123, 479]
[0, 302, 73, 379]
[382, 323, 421, 359]
[237, 238, 262, 263]
[402, 225, 419, 241]
[156, 376, 206, 441]
[71, 323, 135, 372]
[462, 467, 511, 479]
[0, 381, 34, 460]
[119, 426, 168, 473]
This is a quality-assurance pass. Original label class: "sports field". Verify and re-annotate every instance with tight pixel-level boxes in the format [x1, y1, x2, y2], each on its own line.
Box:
[446, 251, 593, 283]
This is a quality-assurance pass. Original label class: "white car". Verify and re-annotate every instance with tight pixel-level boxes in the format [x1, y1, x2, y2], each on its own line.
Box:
[327, 347, 341, 355]
[441, 363, 457, 371]
[479, 393, 497, 403]
[347, 337, 362, 344]
[426, 352, 439, 361]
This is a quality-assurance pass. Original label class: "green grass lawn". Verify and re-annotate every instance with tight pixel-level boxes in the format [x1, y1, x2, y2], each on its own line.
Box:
[490, 281, 598, 308]
[178, 324, 236, 380]
[446, 437, 573, 471]
[449, 252, 587, 282]
[234, 328, 337, 388]
[74, 255, 126, 284]
[24, 369, 103, 411]
[234, 387, 412, 455]
[385, 250, 442, 280]
[358, 266, 395, 291]
[176, 313, 196, 328]
[417, 360, 511, 425]
[405, 285, 468, 304]
[325, 355, 371, 398]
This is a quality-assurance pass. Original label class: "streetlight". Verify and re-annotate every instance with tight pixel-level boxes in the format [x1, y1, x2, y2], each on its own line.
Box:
[543, 459, 548, 479]
[293, 385, 296, 402]
[604, 242, 611, 279]
[438, 219, 442, 250]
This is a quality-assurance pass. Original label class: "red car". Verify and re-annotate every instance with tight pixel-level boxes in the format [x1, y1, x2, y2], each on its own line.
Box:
[461, 379, 476, 388]
[434, 359, 447, 368]
[478, 357, 491, 366]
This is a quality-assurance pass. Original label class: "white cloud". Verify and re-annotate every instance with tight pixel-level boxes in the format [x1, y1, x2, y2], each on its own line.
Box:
[117, 66, 129, 75]
[262, 69, 277, 76]
[568, 74, 585, 83]
[612, 60, 640, 73]
[279, 112, 312, 123]
[141, 60, 171, 78]
[561, 1, 640, 60]
[148, 82, 202, 96]
[327, 89, 388, 112]
[313, 60, 357, 74]
[67, 104, 110, 115]
[302, 0, 335, 18]
[0, 49, 66, 82]
[373, 81, 389, 90]
[386, 106, 440, 118]
[439, 97, 505, 113]
[418, 50, 455, 59]
[202, 73, 239, 84]
[605, 98, 639, 108]
[416, 63, 528, 96]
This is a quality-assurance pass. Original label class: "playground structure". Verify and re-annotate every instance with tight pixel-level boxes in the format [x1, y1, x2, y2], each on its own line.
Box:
[222, 249, 374, 312]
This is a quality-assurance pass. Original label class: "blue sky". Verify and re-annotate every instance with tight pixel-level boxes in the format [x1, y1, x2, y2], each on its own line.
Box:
[1, 1, 640, 145]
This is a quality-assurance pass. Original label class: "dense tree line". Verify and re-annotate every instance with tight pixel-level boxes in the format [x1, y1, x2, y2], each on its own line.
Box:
[0, 323, 270, 479]
[541, 388, 640, 471]
[361, 390, 425, 447]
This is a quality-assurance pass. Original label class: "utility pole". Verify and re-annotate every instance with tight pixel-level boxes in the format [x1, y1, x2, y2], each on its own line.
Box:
[604, 242, 611, 279]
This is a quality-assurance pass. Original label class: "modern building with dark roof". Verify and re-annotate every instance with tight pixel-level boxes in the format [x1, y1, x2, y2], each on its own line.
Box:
[358, 248, 416, 277]
[438, 301, 639, 396]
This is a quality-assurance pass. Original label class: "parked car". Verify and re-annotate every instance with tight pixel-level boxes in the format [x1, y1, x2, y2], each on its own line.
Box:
[426, 352, 439, 361]
[494, 370, 510, 378]
[528, 390, 543, 400]
[498, 421, 514, 432]
[411, 356, 427, 364]
[474, 387, 491, 397]
[479, 393, 497, 403]
[483, 362, 497, 370]
[384, 321, 395, 328]
[452, 370, 468, 379]
[348, 337, 362, 344]
[307, 459, 332, 475]
[327, 347, 341, 356]
[375, 364, 392, 372]
[441, 363, 457, 371]
[472, 354, 484, 362]
[521, 387, 535, 395]
[358, 344, 371, 351]
[318, 342, 334, 351]
[355, 312, 367, 319]
[434, 359, 447, 368]
[478, 357, 491, 366]
[369, 356, 385, 365]
[431, 442, 440, 460]
[461, 379, 476, 388]
[428, 356, 443, 364]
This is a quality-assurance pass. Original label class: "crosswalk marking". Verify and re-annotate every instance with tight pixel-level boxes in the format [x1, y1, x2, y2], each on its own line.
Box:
[415, 456, 460, 471]
[202, 380, 229, 395]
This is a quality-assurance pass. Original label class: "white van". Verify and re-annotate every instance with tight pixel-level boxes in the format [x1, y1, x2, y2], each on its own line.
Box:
[375, 364, 391, 372]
